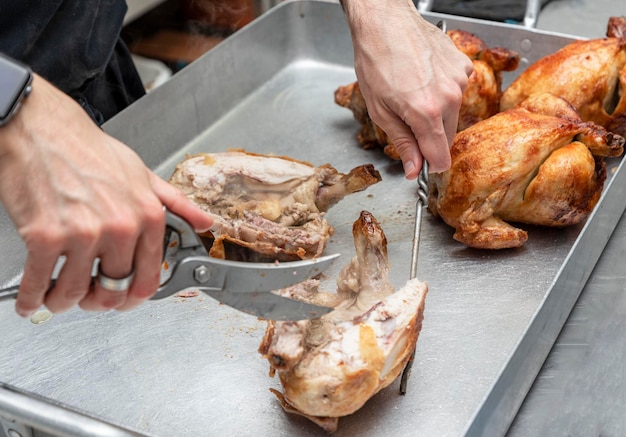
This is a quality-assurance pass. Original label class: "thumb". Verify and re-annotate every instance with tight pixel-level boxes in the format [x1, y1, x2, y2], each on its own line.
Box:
[149, 172, 214, 232]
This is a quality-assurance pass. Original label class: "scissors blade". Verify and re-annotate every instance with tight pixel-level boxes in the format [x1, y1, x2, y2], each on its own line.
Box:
[203, 289, 332, 321]
[218, 253, 341, 293]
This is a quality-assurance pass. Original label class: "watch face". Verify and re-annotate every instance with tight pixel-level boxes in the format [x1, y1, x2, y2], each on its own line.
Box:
[0, 54, 32, 122]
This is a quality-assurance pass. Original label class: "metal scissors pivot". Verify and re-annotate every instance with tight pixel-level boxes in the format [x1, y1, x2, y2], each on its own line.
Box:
[157, 210, 338, 320]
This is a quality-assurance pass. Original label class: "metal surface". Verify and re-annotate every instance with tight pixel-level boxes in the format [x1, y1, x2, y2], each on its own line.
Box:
[0, 1, 623, 436]
[510, 0, 626, 433]
[507, 192, 626, 436]
[0, 383, 145, 437]
[523, 0, 542, 28]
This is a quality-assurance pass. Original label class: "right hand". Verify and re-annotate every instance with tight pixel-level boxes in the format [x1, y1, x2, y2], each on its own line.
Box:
[342, 0, 474, 178]
[0, 74, 214, 317]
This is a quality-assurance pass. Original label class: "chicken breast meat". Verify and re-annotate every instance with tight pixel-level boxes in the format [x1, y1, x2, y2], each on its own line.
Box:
[428, 93, 625, 250]
[168, 150, 382, 261]
[259, 211, 428, 433]
[334, 29, 519, 160]
[501, 16, 626, 137]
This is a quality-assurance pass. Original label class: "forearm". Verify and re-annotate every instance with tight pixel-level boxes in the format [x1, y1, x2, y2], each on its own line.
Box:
[339, 0, 419, 36]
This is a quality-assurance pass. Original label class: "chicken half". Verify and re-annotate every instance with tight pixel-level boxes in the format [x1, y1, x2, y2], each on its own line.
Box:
[428, 93, 625, 249]
[501, 16, 626, 137]
[259, 211, 428, 433]
[334, 29, 519, 160]
[168, 150, 381, 261]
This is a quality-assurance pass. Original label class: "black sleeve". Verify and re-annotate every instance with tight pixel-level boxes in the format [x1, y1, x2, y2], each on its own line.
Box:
[0, 0, 145, 123]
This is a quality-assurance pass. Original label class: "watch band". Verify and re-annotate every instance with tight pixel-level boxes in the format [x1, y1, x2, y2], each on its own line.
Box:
[0, 53, 33, 127]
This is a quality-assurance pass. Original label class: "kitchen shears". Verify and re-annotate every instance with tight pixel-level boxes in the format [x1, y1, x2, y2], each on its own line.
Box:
[0, 210, 339, 321]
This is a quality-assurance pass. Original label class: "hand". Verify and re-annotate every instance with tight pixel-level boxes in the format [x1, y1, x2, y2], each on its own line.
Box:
[0, 75, 213, 317]
[342, 0, 473, 178]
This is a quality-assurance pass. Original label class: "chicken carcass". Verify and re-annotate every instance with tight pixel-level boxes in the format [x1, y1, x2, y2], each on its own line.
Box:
[259, 211, 428, 433]
[428, 93, 625, 249]
[168, 150, 381, 261]
[334, 29, 519, 160]
[501, 16, 626, 137]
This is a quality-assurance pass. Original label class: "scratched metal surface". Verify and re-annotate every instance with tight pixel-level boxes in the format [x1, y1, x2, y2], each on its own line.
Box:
[0, 1, 623, 436]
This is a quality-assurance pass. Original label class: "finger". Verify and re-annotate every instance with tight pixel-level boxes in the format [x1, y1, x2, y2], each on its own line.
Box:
[440, 83, 465, 148]
[78, 211, 140, 311]
[411, 120, 450, 174]
[115, 206, 165, 311]
[43, 253, 94, 313]
[373, 113, 423, 180]
[150, 173, 213, 232]
[15, 250, 59, 317]
[443, 107, 460, 148]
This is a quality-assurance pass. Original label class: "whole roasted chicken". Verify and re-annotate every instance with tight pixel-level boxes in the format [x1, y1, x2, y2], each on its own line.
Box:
[428, 93, 625, 249]
[334, 29, 519, 160]
[168, 150, 381, 261]
[259, 211, 428, 432]
[501, 16, 626, 137]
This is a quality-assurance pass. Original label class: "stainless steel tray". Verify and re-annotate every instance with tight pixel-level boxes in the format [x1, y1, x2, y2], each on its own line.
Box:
[1, 1, 624, 436]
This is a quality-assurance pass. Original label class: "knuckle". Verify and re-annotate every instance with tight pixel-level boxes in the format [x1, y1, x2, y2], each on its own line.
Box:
[143, 203, 166, 230]
[105, 216, 140, 241]
[21, 226, 64, 253]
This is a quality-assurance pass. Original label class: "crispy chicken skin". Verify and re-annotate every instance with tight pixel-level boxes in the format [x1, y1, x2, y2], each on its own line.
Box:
[259, 211, 428, 432]
[447, 29, 520, 131]
[428, 93, 625, 249]
[168, 150, 381, 260]
[334, 29, 519, 159]
[501, 16, 626, 137]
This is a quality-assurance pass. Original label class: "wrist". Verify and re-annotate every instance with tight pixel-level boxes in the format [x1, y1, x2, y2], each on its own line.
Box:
[341, 0, 418, 41]
[0, 53, 33, 128]
[0, 73, 43, 158]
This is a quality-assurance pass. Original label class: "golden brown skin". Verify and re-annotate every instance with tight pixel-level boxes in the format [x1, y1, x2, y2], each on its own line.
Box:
[335, 29, 519, 159]
[447, 29, 520, 131]
[501, 16, 626, 137]
[428, 93, 625, 249]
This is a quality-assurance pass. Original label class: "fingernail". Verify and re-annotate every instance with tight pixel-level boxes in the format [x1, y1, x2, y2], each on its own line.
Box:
[17, 308, 34, 318]
[428, 164, 448, 174]
[403, 160, 418, 180]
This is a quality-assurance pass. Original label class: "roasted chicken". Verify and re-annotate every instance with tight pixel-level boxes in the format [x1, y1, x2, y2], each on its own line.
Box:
[428, 93, 625, 249]
[501, 16, 626, 137]
[168, 150, 381, 261]
[334, 29, 519, 160]
[259, 211, 428, 432]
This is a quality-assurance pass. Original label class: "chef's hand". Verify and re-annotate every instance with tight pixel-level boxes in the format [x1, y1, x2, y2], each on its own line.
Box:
[0, 74, 213, 317]
[341, 0, 473, 179]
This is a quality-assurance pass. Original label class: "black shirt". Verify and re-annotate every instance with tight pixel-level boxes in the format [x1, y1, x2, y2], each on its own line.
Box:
[0, 0, 145, 123]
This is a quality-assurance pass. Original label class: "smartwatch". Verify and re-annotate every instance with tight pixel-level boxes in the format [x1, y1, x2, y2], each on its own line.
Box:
[0, 53, 33, 127]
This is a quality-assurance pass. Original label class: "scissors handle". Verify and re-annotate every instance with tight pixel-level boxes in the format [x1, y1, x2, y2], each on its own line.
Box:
[0, 284, 22, 301]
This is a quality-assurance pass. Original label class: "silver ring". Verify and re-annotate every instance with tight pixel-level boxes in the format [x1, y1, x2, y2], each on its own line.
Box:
[96, 269, 135, 292]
